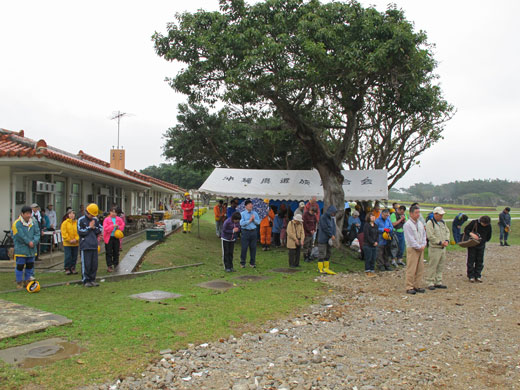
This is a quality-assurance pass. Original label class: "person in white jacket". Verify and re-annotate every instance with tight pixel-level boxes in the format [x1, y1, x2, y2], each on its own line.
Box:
[403, 204, 427, 295]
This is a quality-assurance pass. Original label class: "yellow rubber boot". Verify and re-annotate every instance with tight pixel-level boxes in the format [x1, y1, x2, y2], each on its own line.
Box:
[318, 261, 325, 274]
[323, 261, 336, 275]
[187, 222, 192, 232]
[183, 222, 188, 233]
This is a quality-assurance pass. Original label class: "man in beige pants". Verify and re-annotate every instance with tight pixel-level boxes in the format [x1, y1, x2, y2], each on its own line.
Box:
[426, 207, 451, 290]
[403, 204, 427, 295]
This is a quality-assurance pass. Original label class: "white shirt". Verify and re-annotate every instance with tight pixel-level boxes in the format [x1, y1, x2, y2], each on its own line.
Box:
[403, 218, 426, 249]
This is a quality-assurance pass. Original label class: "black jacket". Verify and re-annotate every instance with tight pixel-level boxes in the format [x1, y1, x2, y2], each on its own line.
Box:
[363, 222, 379, 247]
[464, 219, 492, 248]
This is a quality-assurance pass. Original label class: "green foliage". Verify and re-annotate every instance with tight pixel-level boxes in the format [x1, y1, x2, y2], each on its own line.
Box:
[162, 103, 312, 170]
[140, 162, 211, 190]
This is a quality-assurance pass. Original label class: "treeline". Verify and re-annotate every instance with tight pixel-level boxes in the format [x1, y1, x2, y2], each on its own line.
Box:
[391, 179, 520, 207]
[140, 163, 211, 190]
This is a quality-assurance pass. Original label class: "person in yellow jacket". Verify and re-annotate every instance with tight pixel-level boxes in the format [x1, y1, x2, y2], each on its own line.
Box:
[287, 213, 305, 267]
[425, 207, 451, 290]
[61, 209, 79, 275]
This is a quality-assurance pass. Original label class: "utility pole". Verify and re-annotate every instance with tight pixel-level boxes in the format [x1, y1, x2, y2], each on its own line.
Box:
[110, 111, 129, 149]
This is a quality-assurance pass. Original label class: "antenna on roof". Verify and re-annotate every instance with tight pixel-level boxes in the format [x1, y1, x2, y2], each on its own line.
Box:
[110, 111, 134, 149]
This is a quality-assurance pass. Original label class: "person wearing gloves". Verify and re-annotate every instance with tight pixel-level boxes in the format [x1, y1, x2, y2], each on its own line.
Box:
[425, 207, 451, 290]
[102, 206, 126, 272]
[61, 209, 79, 275]
[181, 192, 195, 233]
[12, 206, 40, 289]
[317, 205, 337, 275]
[403, 204, 427, 294]
[77, 203, 102, 287]
[287, 213, 305, 267]
[375, 209, 393, 271]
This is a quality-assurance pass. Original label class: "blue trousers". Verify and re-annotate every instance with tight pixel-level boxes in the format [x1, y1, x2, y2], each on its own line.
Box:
[240, 229, 257, 266]
[396, 231, 406, 259]
[15, 256, 35, 283]
[64, 246, 78, 270]
[81, 250, 98, 284]
[499, 225, 509, 241]
[452, 226, 462, 243]
[363, 245, 377, 271]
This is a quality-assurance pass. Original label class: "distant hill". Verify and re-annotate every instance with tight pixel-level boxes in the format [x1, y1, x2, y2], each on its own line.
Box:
[391, 179, 520, 207]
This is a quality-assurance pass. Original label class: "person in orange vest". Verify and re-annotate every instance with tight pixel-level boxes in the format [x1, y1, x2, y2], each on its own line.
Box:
[260, 201, 276, 251]
[213, 200, 226, 237]
[181, 192, 195, 233]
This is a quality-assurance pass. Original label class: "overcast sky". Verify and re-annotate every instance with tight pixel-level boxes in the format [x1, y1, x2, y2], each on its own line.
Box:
[1, 0, 518, 189]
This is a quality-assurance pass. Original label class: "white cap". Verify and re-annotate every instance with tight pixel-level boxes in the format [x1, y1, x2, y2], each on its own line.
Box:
[299, 201, 305, 208]
[433, 207, 446, 215]
[293, 214, 303, 222]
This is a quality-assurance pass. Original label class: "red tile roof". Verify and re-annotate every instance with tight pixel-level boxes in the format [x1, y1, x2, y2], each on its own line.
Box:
[0, 128, 185, 193]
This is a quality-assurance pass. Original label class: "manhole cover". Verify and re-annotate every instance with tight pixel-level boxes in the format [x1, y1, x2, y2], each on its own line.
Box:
[130, 290, 182, 301]
[28, 345, 63, 358]
[271, 268, 301, 274]
[235, 275, 269, 282]
[197, 280, 234, 291]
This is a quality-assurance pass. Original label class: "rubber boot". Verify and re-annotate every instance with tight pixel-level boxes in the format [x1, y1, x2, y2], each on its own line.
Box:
[323, 261, 336, 275]
[318, 261, 325, 274]
[183, 222, 188, 233]
[187, 223, 192, 233]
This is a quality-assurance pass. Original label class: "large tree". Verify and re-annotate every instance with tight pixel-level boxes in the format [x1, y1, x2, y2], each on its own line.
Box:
[153, 0, 452, 232]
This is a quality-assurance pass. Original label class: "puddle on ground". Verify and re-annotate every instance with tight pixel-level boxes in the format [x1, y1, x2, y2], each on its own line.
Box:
[0, 338, 85, 369]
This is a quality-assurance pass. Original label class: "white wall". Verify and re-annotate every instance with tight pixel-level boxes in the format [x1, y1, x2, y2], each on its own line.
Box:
[0, 166, 11, 232]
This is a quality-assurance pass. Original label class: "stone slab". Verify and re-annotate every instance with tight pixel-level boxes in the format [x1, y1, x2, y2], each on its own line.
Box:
[197, 280, 234, 291]
[0, 300, 72, 340]
[270, 267, 301, 274]
[130, 290, 182, 301]
[0, 338, 84, 368]
[234, 275, 269, 282]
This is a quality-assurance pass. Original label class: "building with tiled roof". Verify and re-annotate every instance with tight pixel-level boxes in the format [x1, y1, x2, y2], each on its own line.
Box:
[0, 128, 185, 232]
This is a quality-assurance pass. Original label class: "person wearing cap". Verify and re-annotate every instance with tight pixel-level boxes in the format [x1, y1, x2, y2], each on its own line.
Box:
[213, 200, 226, 238]
[375, 208, 394, 271]
[260, 203, 276, 251]
[294, 201, 305, 217]
[287, 213, 305, 267]
[302, 206, 317, 262]
[12, 205, 40, 288]
[317, 205, 337, 274]
[77, 203, 102, 287]
[239, 199, 261, 268]
[498, 207, 511, 246]
[425, 207, 451, 290]
[403, 204, 427, 294]
[181, 192, 195, 233]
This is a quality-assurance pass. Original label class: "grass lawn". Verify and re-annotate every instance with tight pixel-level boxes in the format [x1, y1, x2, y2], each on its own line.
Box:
[0, 232, 148, 289]
[0, 213, 363, 390]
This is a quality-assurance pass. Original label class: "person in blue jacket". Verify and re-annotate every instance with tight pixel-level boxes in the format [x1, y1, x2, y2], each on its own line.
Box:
[451, 213, 468, 243]
[77, 203, 102, 287]
[317, 205, 337, 275]
[375, 209, 393, 271]
[272, 211, 284, 248]
[12, 205, 40, 289]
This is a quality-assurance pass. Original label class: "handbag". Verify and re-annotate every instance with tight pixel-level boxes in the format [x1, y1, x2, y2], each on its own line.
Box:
[458, 220, 481, 248]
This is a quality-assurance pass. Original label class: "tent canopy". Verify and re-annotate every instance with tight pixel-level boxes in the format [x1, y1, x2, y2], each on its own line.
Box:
[198, 168, 388, 201]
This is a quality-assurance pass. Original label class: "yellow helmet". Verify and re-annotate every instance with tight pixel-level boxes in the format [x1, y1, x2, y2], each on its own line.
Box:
[389, 208, 395, 213]
[114, 230, 124, 239]
[264, 198, 270, 204]
[86, 203, 99, 217]
[184, 192, 190, 197]
[26, 280, 40, 293]
[382, 231, 392, 241]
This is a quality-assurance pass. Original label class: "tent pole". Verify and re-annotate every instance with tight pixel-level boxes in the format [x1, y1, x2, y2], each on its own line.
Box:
[197, 192, 200, 239]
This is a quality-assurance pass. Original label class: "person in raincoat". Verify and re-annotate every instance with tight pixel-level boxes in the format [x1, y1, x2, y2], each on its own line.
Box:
[181, 192, 194, 233]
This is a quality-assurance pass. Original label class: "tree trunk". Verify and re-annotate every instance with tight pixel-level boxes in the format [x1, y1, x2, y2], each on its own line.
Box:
[316, 161, 345, 246]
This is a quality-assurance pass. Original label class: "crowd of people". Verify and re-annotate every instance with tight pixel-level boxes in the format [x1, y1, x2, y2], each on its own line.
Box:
[12, 202, 125, 289]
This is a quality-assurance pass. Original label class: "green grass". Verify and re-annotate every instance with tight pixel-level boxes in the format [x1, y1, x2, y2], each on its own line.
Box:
[0, 213, 362, 390]
[0, 233, 148, 289]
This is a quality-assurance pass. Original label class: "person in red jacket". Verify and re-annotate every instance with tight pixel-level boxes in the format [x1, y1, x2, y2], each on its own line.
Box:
[181, 192, 195, 233]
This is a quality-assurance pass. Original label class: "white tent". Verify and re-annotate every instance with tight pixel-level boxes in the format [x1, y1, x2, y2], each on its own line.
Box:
[198, 168, 388, 201]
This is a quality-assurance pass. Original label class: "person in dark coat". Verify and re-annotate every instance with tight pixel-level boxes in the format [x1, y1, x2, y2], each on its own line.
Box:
[452, 213, 468, 243]
[464, 216, 492, 283]
[498, 207, 511, 246]
[363, 212, 379, 276]
[302, 207, 317, 262]
[317, 205, 337, 275]
[221, 212, 241, 272]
